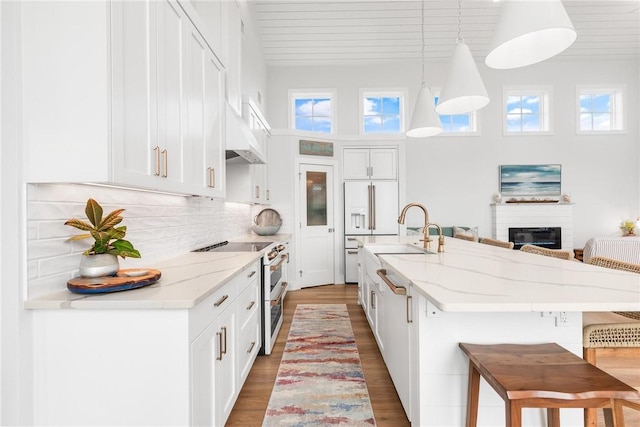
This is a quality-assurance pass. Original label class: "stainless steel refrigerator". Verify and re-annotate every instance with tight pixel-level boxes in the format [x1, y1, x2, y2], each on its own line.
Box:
[344, 181, 398, 283]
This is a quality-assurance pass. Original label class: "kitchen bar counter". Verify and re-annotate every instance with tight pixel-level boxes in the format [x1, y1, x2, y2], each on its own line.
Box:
[359, 235, 640, 426]
[25, 233, 291, 310]
[363, 235, 640, 313]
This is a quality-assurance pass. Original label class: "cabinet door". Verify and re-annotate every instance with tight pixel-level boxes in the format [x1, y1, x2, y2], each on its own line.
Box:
[184, 22, 225, 198]
[369, 148, 397, 180]
[343, 149, 371, 180]
[112, 0, 159, 187]
[156, 0, 188, 192]
[225, 1, 242, 114]
[191, 321, 217, 426]
[383, 286, 412, 418]
[203, 53, 225, 198]
[214, 305, 237, 427]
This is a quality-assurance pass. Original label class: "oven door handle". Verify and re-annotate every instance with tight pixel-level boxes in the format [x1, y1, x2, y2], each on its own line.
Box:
[270, 281, 288, 306]
[269, 254, 288, 271]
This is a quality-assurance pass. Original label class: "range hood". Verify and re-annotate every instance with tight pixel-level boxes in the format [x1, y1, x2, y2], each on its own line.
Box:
[225, 104, 266, 164]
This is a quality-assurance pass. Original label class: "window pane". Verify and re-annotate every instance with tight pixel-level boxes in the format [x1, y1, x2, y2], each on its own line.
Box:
[382, 97, 400, 114]
[580, 113, 593, 130]
[313, 99, 331, 116]
[306, 172, 327, 226]
[313, 118, 332, 133]
[295, 98, 312, 115]
[523, 114, 540, 131]
[364, 97, 382, 115]
[507, 96, 521, 109]
[295, 116, 313, 131]
[580, 95, 592, 112]
[364, 116, 382, 132]
[523, 96, 540, 113]
[593, 113, 611, 130]
[450, 115, 470, 132]
[382, 116, 400, 132]
[592, 94, 611, 112]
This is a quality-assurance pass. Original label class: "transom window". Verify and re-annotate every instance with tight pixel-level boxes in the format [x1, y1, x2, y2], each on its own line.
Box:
[360, 90, 405, 133]
[290, 90, 335, 133]
[577, 86, 624, 133]
[504, 87, 551, 134]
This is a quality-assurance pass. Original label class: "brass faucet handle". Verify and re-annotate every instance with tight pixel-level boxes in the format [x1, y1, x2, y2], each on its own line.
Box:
[438, 236, 445, 253]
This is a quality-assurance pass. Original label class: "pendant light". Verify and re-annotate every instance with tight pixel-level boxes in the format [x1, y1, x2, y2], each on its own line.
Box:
[485, 0, 577, 70]
[406, 0, 442, 138]
[436, 0, 489, 115]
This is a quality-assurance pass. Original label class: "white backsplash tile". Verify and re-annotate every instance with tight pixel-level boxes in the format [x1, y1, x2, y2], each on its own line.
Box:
[26, 183, 253, 298]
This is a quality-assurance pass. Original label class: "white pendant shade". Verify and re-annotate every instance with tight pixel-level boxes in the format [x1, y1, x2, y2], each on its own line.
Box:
[406, 85, 443, 138]
[485, 0, 577, 70]
[436, 42, 489, 115]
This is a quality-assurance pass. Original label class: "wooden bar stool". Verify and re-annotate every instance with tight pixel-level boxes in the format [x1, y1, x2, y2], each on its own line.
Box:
[459, 342, 640, 427]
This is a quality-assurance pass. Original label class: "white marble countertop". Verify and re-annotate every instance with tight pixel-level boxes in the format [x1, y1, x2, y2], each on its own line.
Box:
[360, 236, 640, 313]
[25, 233, 291, 310]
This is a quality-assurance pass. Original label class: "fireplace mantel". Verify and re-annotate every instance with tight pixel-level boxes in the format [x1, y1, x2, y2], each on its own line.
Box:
[491, 203, 574, 250]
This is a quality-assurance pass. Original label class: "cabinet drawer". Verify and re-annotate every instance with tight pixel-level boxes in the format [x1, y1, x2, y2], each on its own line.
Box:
[237, 308, 260, 384]
[189, 277, 239, 340]
[237, 279, 260, 331]
[237, 260, 260, 294]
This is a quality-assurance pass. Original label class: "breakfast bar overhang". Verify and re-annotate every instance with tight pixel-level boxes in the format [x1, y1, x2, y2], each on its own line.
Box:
[359, 236, 640, 427]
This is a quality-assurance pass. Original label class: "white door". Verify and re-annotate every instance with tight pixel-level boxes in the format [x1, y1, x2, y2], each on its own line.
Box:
[299, 164, 335, 288]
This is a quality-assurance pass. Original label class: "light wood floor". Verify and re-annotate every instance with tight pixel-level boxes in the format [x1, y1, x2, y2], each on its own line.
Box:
[226, 285, 640, 427]
[226, 284, 410, 427]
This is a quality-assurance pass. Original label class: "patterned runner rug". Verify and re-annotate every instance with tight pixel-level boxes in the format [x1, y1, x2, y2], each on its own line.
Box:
[262, 304, 376, 426]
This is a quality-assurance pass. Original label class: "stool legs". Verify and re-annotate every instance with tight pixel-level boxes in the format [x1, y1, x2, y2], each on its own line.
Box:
[547, 408, 560, 427]
[466, 361, 480, 427]
[584, 347, 598, 427]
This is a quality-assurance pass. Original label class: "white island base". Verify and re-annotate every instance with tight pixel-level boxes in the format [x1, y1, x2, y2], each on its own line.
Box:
[412, 295, 583, 426]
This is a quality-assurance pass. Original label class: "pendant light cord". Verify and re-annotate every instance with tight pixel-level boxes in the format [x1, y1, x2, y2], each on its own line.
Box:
[420, 0, 425, 86]
[457, 0, 464, 44]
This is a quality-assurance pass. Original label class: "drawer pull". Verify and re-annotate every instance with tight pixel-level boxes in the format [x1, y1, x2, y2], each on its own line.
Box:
[221, 326, 227, 355]
[247, 341, 256, 353]
[248, 270, 257, 278]
[213, 294, 229, 307]
[246, 301, 255, 311]
[216, 331, 223, 361]
[407, 295, 413, 324]
[347, 250, 358, 255]
[376, 269, 407, 295]
[370, 290, 376, 309]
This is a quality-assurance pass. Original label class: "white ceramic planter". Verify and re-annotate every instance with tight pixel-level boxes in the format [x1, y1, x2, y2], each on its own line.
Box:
[79, 254, 119, 278]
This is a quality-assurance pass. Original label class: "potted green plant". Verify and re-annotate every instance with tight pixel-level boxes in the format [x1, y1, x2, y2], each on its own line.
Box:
[65, 198, 141, 278]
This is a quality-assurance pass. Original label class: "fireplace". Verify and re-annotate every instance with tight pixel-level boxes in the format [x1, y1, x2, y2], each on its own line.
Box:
[509, 227, 562, 250]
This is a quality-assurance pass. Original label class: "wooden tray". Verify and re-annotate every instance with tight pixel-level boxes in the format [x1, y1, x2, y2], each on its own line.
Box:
[67, 269, 161, 294]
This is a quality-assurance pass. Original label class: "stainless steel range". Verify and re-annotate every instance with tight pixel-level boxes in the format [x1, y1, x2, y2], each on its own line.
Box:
[193, 239, 289, 355]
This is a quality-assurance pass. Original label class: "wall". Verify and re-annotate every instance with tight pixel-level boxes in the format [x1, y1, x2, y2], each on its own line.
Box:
[26, 184, 252, 298]
[266, 59, 640, 247]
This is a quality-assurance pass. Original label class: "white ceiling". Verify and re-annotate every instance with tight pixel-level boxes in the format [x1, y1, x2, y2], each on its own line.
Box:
[250, 0, 640, 67]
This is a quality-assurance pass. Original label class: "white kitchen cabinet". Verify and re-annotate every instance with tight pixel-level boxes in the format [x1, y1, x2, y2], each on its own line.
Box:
[225, 1, 243, 115]
[23, 0, 225, 197]
[226, 100, 272, 204]
[378, 267, 413, 420]
[343, 147, 397, 180]
[363, 250, 385, 352]
[184, 19, 225, 198]
[236, 274, 261, 384]
[32, 259, 261, 426]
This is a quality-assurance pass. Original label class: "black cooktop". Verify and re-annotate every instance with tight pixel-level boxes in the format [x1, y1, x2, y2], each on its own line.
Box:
[193, 241, 272, 252]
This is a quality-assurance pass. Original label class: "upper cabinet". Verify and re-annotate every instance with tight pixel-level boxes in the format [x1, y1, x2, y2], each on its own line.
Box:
[226, 99, 271, 204]
[22, 0, 225, 198]
[343, 148, 397, 180]
[224, 1, 243, 115]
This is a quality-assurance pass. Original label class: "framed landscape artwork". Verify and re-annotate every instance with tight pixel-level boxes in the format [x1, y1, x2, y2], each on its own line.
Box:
[499, 164, 562, 201]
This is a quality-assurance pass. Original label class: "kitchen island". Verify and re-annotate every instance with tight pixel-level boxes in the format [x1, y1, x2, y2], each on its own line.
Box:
[359, 236, 640, 427]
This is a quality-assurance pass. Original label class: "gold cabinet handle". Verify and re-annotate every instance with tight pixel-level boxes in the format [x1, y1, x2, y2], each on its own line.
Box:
[370, 290, 376, 309]
[153, 146, 160, 176]
[266, 189, 270, 201]
[246, 301, 255, 311]
[208, 167, 215, 188]
[161, 149, 168, 177]
[248, 270, 256, 278]
[376, 269, 407, 295]
[221, 326, 227, 355]
[213, 294, 229, 307]
[247, 341, 256, 354]
[216, 331, 223, 361]
[255, 185, 260, 199]
[347, 250, 358, 255]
